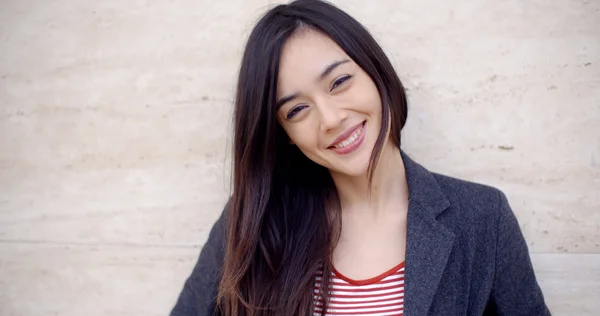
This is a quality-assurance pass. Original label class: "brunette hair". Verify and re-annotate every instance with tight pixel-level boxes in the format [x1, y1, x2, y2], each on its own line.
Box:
[218, 0, 408, 314]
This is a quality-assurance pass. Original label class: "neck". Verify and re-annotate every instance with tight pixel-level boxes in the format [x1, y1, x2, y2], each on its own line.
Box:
[329, 144, 409, 217]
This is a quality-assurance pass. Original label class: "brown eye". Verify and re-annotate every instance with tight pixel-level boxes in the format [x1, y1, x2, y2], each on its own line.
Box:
[286, 105, 307, 120]
[330, 75, 352, 91]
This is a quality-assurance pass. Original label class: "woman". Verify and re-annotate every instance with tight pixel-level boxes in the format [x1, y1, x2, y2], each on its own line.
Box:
[171, 1, 550, 315]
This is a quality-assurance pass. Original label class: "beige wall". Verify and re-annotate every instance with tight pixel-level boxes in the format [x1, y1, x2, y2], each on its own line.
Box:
[0, 0, 598, 315]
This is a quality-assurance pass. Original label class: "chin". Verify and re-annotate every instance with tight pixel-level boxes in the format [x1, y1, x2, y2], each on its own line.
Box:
[326, 144, 376, 177]
[329, 160, 370, 178]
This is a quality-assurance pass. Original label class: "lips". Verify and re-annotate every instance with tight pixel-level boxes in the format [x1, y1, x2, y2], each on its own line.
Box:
[328, 121, 365, 148]
[327, 121, 367, 155]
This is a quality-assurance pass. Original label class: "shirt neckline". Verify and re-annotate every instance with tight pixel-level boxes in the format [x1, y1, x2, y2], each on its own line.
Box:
[331, 261, 405, 286]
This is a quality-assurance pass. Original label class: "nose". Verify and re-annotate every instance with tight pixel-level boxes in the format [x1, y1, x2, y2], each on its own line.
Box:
[316, 99, 347, 132]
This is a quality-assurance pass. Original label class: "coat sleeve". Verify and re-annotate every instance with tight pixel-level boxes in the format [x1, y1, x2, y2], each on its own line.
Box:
[485, 192, 551, 315]
[170, 202, 229, 316]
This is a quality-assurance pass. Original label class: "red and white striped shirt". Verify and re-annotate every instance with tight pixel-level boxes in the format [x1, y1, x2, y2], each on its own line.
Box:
[313, 262, 405, 316]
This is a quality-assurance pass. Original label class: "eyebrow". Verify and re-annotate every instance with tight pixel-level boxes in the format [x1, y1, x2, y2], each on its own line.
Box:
[275, 59, 350, 109]
[318, 59, 350, 81]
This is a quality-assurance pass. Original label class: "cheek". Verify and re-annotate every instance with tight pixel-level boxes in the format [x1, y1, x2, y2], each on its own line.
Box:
[285, 123, 320, 151]
[347, 79, 382, 115]
[366, 85, 383, 115]
[365, 92, 383, 122]
[294, 136, 328, 166]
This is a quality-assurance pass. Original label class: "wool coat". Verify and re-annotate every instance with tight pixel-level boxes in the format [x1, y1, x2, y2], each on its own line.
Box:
[170, 152, 550, 315]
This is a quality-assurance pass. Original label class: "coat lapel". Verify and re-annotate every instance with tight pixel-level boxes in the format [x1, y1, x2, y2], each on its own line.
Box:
[401, 151, 455, 316]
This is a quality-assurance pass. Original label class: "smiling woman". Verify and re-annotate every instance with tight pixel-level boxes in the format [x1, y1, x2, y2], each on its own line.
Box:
[170, 1, 550, 315]
[276, 30, 386, 177]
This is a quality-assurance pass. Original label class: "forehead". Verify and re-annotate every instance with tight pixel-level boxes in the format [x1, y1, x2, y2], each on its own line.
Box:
[277, 29, 349, 92]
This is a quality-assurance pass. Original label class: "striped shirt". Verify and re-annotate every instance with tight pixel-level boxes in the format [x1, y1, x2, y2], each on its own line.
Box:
[313, 262, 405, 316]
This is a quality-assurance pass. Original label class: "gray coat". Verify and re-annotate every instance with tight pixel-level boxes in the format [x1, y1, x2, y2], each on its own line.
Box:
[170, 152, 551, 315]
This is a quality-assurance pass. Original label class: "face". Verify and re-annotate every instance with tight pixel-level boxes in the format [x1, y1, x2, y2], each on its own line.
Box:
[276, 29, 384, 177]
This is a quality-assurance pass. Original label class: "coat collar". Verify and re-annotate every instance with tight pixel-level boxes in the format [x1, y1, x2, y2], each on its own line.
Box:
[401, 150, 455, 316]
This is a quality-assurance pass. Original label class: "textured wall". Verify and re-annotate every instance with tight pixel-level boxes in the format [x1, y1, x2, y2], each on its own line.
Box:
[0, 0, 598, 315]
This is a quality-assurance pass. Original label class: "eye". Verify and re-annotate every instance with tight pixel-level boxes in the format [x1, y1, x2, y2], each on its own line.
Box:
[286, 104, 307, 120]
[330, 75, 352, 92]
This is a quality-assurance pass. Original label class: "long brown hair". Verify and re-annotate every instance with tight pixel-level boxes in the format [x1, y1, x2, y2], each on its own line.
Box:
[218, 1, 408, 314]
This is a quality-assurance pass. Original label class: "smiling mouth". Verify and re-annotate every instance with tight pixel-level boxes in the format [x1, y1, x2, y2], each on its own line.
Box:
[328, 121, 366, 149]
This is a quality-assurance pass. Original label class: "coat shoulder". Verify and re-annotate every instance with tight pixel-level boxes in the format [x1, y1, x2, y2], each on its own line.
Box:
[430, 172, 507, 228]
[432, 172, 504, 206]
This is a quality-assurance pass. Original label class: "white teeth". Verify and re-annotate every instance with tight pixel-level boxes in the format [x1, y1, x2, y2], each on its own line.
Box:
[333, 124, 364, 149]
